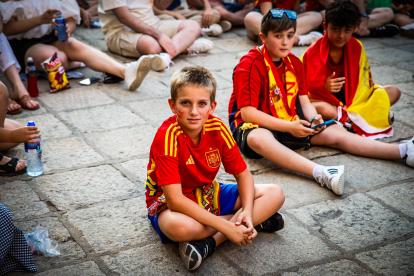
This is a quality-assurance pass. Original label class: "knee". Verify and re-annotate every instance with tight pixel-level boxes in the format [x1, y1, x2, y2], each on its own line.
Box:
[183, 20, 201, 36]
[316, 103, 337, 120]
[67, 37, 87, 52]
[309, 12, 323, 25]
[244, 12, 259, 27]
[247, 132, 266, 152]
[165, 220, 197, 241]
[384, 8, 394, 22]
[5, 118, 23, 129]
[387, 85, 401, 103]
[268, 184, 285, 204]
[137, 36, 162, 54]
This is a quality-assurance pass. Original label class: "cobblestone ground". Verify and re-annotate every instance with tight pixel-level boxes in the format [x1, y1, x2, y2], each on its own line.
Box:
[1, 25, 414, 276]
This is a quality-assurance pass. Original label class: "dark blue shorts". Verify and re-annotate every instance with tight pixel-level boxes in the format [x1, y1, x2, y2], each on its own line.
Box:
[223, 3, 246, 12]
[148, 183, 239, 244]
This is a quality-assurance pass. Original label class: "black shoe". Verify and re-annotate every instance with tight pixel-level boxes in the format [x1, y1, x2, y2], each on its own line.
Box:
[179, 236, 216, 271]
[369, 24, 399, 38]
[255, 212, 286, 232]
[103, 72, 124, 84]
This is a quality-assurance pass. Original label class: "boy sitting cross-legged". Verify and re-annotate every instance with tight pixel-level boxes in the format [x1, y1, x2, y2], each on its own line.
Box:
[301, 0, 401, 139]
[229, 9, 414, 196]
[145, 66, 286, 271]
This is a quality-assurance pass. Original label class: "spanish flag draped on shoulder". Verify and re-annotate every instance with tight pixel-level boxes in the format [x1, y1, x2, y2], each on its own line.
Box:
[301, 34, 393, 139]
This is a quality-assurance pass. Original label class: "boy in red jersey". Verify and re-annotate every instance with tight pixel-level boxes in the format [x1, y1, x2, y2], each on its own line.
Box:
[145, 66, 286, 271]
[302, 1, 401, 139]
[228, 9, 414, 196]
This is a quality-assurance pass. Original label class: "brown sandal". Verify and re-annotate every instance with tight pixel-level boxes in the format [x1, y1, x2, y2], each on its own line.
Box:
[15, 95, 40, 111]
[7, 98, 22, 115]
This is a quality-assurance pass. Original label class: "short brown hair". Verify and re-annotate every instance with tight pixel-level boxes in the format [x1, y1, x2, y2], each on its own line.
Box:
[261, 13, 296, 36]
[170, 66, 217, 103]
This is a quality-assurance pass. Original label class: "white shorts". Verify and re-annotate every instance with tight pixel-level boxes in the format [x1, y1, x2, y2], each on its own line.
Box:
[0, 33, 21, 73]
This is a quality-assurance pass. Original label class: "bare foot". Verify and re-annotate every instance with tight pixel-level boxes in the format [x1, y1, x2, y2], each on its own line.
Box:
[7, 98, 21, 114]
[11, 91, 40, 110]
[0, 155, 26, 173]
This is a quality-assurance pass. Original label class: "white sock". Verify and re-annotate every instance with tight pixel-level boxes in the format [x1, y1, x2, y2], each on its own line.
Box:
[399, 143, 407, 158]
[312, 165, 324, 180]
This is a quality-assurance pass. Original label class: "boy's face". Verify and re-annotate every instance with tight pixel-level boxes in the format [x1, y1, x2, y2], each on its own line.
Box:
[168, 85, 217, 136]
[323, 23, 357, 48]
[259, 27, 295, 60]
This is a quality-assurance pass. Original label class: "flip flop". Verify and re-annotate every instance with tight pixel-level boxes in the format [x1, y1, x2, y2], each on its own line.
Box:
[0, 157, 26, 176]
[14, 95, 40, 111]
[7, 98, 22, 115]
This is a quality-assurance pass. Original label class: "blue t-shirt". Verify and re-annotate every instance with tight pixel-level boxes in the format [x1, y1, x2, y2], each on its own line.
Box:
[167, 0, 182, 10]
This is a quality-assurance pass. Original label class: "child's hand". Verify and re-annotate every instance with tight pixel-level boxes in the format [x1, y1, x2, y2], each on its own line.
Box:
[202, 8, 214, 27]
[235, 210, 257, 243]
[40, 9, 61, 25]
[224, 222, 249, 246]
[325, 72, 345, 93]
[11, 126, 41, 143]
[289, 120, 315, 138]
[310, 114, 326, 133]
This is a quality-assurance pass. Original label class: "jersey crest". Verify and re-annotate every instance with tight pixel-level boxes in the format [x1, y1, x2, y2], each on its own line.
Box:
[205, 149, 221, 168]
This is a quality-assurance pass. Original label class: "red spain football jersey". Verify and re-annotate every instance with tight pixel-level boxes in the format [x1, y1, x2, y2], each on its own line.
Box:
[145, 114, 247, 209]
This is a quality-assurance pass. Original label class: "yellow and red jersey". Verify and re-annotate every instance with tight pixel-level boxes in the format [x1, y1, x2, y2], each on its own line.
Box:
[145, 114, 247, 210]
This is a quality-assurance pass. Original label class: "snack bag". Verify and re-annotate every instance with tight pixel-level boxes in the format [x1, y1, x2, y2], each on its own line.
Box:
[42, 52, 71, 92]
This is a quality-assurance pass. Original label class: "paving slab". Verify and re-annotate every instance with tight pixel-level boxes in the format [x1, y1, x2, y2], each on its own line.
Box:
[393, 107, 414, 127]
[220, 216, 339, 275]
[101, 243, 239, 276]
[6, 104, 48, 119]
[253, 170, 340, 209]
[187, 53, 240, 71]
[379, 121, 414, 143]
[355, 238, 414, 275]
[41, 137, 105, 173]
[397, 43, 414, 53]
[368, 181, 414, 218]
[35, 261, 105, 276]
[371, 65, 413, 85]
[214, 37, 257, 52]
[63, 198, 157, 254]
[38, 86, 115, 112]
[33, 165, 138, 211]
[120, 158, 149, 183]
[315, 154, 414, 189]
[289, 193, 414, 251]
[215, 88, 232, 113]
[59, 104, 146, 133]
[14, 216, 71, 242]
[395, 82, 414, 98]
[0, 181, 49, 220]
[366, 48, 414, 64]
[85, 125, 157, 159]
[16, 114, 72, 140]
[127, 98, 171, 127]
[282, 260, 373, 276]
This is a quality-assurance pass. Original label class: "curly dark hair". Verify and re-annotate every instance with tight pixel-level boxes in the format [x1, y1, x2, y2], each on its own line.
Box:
[325, 0, 361, 28]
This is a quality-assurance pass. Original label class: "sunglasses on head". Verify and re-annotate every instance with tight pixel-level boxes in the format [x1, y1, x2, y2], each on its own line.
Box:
[263, 9, 297, 23]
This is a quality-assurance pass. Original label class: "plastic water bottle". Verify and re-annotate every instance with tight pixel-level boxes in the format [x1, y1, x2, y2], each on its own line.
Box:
[55, 12, 68, 42]
[26, 57, 39, 97]
[25, 121, 44, 177]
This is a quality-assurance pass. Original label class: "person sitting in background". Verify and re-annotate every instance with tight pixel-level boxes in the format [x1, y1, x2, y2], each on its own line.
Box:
[0, 11, 39, 115]
[392, 0, 414, 37]
[77, 0, 99, 27]
[154, 0, 230, 37]
[205, 0, 255, 27]
[98, 0, 214, 72]
[244, 0, 324, 45]
[1, 0, 150, 91]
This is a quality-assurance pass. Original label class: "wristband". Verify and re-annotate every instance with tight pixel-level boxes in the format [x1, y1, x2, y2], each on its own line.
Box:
[361, 13, 369, 19]
[310, 114, 318, 125]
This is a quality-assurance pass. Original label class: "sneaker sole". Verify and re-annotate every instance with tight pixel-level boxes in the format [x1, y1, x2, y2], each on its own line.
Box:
[219, 20, 232, 32]
[151, 56, 167, 71]
[333, 165, 345, 196]
[279, 213, 286, 231]
[179, 242, 202, 271]
[129, 56, 151, 91]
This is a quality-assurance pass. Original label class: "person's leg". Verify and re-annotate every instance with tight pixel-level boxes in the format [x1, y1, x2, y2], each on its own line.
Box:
[383, 85, 401, 106]
[247, 128, 318, 177]
[312, 101, 338, 120]
[0, 82, 8, 125]
[158, 184, 285, 243]
[244, 11, 262, 40]
[25, 43, 78, 71]
[0, 119, 26, 173]
[310, 124, 401, 159]
[5, 65, 39, 109]
[213, 4, 251, 26]
[50, 37, 126, 79]
[367, 8, 394, 29]
[296, 12, 323, 35]
[394, 13, 414, 27]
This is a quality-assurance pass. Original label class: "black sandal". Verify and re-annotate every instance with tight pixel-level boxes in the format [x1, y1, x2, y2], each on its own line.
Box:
[103, 72, 124, 84]
[0, 153, 26, 176]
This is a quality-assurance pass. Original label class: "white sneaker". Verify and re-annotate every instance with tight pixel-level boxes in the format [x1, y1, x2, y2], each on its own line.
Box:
[124, 55, 151, 91]
[315, 165, 345, 195]
[219, 20, 232, 32]
[403, 137, 414, 167]
[149, 53, 173, 71]
[388, 111, 394, 125]
[201, 23, 223, 37]
[188, 38, 214, 55]
[298, 31, 323, 46]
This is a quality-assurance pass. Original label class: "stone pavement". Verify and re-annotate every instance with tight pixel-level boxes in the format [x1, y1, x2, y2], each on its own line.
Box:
[1, 25, 414, 276]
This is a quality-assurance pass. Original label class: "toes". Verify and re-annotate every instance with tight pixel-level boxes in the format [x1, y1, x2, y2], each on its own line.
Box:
[15, 160, 26, 172]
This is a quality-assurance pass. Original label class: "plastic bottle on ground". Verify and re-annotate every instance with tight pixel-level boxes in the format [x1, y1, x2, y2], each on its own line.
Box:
[25, 121, 44, 177]
[26, 57, 39, 97]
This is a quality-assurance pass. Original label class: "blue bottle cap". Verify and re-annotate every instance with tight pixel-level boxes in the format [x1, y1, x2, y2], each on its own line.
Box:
[27, 121, 36, 126]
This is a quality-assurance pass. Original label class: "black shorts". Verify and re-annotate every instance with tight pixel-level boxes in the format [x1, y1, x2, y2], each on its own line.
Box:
[8, 33, 58, 70]
[232, 124, 311, 159]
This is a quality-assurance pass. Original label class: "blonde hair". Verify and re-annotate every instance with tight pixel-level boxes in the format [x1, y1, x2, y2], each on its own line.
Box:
[170, 66, 217, 103]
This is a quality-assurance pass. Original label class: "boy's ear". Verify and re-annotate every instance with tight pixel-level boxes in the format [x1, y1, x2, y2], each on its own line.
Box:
[259, 32, 266, 45]
[322, 22, 327, 32]
[209, 101, 217, 115]
[168, 98, 177, 114]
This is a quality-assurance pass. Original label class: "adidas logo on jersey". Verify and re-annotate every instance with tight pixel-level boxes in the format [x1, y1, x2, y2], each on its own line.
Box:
[186, 155, 195, 165]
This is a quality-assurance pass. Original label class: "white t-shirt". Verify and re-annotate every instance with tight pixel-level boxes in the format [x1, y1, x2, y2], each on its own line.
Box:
[0, 0, 81, 40]
[98, 0, 159, 40]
